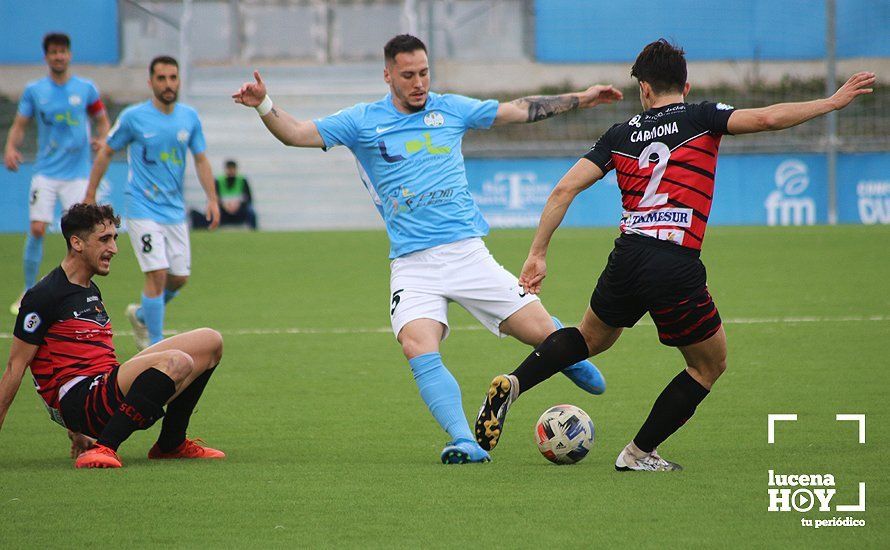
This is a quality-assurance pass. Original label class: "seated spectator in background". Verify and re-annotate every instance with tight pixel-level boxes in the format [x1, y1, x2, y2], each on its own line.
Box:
[190, 159, 257, 230]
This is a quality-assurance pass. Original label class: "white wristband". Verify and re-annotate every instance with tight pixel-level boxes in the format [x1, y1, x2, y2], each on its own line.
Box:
[255, 95, 273, 116]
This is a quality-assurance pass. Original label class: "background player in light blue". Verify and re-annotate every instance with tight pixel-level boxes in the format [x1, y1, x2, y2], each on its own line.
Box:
[4, 33, 110, 315]
[86, 56, 220, 351]
[234, 35, 621, 463]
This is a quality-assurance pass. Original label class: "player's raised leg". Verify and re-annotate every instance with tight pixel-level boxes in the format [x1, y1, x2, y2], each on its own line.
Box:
[477, 307, 620, 450]
[397, 319, 490, 464]
[499, 301, 606, 395]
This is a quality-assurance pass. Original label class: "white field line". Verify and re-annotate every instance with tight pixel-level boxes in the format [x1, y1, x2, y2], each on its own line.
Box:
[0, 314, 887, 339]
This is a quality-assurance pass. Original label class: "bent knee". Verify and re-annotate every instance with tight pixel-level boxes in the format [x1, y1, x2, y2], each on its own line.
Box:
[200, 327, 224, 365]
[398, 335, 439, 359]
[30, 224, 47, 238]
[159, 349, 195, 382]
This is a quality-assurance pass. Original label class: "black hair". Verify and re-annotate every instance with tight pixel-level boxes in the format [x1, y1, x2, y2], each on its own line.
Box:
[61, 203, 120, 251]
[384, 34, 427, 64]
[43, 33, 71, 54]
[630, 39, 687, 94]
[225, 159, 237, 169]
[150, 55, 179, 76]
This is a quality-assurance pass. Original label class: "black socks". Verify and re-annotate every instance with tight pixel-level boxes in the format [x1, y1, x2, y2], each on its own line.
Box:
[156, 367, 217, 452]
[511, 327, 590, 396]
[98, 368, 175, 451]
[633, 369, 709, 453]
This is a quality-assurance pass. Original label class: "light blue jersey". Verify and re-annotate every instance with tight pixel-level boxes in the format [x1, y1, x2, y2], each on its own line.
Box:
[315, 92, 498, 258]
[17, 76, 102, 180]
[106, 101, 206, 223]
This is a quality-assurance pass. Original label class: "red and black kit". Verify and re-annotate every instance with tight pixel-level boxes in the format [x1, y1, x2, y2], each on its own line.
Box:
[13, 266, 122, 432]
[582, 101, 734, 346]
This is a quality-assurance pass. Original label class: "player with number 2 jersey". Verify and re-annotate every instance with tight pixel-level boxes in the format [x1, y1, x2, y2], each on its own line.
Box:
[474, 39, 875, 472]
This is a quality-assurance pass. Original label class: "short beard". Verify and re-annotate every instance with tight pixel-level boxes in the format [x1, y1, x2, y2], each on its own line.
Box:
[404, 98, 426, 113]
[156, 90, 178, 105]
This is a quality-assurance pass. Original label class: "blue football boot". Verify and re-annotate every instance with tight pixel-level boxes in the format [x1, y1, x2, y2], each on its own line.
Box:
[552, 316, 606, 395]
[440, 438, 491, 464]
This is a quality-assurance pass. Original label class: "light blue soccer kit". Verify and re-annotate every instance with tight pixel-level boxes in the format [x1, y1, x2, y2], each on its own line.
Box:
[106, 101, 207, 344]
[17, 76, 103, 290]
[315, 93, 604, 458]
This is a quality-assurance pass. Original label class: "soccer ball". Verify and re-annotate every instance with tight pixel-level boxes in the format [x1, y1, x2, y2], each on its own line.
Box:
[534, 404, 595, 464]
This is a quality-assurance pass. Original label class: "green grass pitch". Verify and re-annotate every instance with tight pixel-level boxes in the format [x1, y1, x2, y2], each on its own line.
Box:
[0, 225, 887, 548]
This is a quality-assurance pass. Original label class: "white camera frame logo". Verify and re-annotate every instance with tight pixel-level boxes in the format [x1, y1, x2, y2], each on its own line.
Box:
[767, 414, 866, 513]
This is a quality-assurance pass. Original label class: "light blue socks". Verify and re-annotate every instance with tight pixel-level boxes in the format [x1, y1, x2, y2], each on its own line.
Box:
[409, 352, 475, 443]
[163, 289, 179, 304]
[140, 293, 165, 345]
[136, 289, 179, 342]
[23, 233, 43, 290]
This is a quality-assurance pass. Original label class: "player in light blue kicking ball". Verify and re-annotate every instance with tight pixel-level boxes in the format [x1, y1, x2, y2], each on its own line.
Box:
[234, 35, 618, 464]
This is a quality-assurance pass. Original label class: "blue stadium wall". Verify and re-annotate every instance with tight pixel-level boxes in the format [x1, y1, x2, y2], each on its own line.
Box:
[535, 0, 890, 62]
[0, 0, 119, 64]
[1, 154, 889, 233]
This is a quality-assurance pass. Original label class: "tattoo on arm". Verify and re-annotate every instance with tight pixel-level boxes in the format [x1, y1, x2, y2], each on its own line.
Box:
[513, 94, 580, 122]
[270, 107, 280, 118]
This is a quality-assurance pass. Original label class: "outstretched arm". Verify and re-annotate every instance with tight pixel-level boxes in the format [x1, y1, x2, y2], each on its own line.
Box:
[494, 85, 623, 126]
[232, 71, 325, 148]
[0, 338, 37, 431]
[519, 159, 604, 294]
[727, 71, 876, 135]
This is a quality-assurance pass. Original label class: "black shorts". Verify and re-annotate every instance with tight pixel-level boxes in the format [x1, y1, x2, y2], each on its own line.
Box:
[59, 367, 123, 438]
[590, 233, 722, 347]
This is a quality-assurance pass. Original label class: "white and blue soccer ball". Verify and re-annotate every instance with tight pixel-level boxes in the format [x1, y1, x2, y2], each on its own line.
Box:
[535, 404, 595, 464]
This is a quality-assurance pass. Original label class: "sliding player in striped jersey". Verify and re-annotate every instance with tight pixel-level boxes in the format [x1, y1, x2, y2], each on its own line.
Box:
[475, 39, 875, 471]
[0, 204, 226, 468]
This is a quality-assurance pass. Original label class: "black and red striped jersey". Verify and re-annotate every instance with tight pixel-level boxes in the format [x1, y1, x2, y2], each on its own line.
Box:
[13, 266, 118, 410]
[583, 101, 735, 250]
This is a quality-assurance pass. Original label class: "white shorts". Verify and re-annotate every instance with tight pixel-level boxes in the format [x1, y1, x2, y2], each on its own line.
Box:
[29, 175, 88, 223]
[389, 237, 539, 340]
[126, 219, 191, 276]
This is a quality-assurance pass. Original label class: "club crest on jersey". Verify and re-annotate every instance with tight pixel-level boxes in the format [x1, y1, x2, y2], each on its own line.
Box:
[177, 129, 190, 143]
[68, 94, 82, 106]
[23, 312, 41, 333]
[423, 111, 445, 127]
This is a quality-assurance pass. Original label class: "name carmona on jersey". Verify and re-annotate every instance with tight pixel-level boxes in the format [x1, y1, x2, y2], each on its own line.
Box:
[631, 121, 679, 143]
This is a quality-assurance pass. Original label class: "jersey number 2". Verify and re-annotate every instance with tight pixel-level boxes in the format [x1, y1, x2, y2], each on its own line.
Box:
[638, 141, 670, 208]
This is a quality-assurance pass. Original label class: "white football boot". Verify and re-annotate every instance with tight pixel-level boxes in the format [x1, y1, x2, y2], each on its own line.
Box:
[615, 441, 683, 472]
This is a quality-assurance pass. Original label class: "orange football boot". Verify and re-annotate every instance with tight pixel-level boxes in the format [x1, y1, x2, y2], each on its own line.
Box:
[75, 444, 122, 469]
[148, 438, 226, 459]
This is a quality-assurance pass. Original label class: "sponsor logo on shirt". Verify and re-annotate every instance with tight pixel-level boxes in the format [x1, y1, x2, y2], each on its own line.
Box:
[388, 185, 456, 215]
[623, 208, 693, 228]
[159, 148, 184, 166]
[377, 132, 451, 163]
